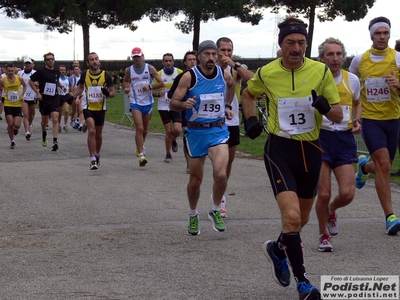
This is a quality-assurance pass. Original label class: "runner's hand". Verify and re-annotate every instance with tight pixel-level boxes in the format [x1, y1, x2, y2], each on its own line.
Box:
[311, 90, 331, 115]
[246, 116, 263, 139]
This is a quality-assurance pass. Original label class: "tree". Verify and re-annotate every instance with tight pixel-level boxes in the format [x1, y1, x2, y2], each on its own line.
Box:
[263, 0, 375, 57]
[146, 0, 269, 51]
[0, 0, 152, 59]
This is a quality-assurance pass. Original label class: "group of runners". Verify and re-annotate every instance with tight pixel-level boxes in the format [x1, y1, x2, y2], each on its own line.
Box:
[1, 14, 400, 300]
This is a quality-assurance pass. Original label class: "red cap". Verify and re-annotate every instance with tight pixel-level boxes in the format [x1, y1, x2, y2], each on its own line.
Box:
[131, 47, 143, 57]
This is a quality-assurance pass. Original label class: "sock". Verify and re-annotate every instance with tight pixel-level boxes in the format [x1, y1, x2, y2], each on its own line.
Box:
[273, 233, 287, 259]
[189, 209, 198, 217]
[281, 232, 309, 284]
[211, 203, 220, 211]
[95, 152, 100, 157]
[91, 156, 96, 161]
[53, 138, 58, 143]
[328, 210, 334, 215]
[361, 164, 368, 175]
[42, 131, 47, 139]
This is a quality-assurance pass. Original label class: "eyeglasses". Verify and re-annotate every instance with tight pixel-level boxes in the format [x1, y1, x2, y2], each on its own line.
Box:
[45, 58, 54, 61]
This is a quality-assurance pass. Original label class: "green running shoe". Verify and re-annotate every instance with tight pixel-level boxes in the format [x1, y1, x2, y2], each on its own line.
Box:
[386, 215, 400, 235]
[42, 136, 48, 147]
[187, 214, 200, 236]
[208, 210, 226, 232]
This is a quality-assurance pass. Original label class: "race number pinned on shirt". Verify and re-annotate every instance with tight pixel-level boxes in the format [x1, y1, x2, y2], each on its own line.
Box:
[365, 78, 391, 102]
[278, 96, 315, 135]
[87, 86, 103, 102]
[134, 81, 147, 96]
[198, 93, 224, 119]
[322, 105, 351, 131]
[24, 91, 33, 99]
[43, 82, 56, 96]
[8, 91, 19, 102]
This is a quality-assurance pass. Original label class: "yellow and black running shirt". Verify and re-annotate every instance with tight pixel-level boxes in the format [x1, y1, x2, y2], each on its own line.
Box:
[81, 70, 113, 111]
[4, 75, 22, 108]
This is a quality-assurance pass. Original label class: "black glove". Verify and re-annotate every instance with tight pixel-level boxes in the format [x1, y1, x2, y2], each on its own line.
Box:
[246, 116, 264, 139]
[311, 90, 331, 115]
[101, 87, 110, 97]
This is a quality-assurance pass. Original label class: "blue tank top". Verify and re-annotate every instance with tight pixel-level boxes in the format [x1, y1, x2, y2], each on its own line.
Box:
[186, 65, 226, 124]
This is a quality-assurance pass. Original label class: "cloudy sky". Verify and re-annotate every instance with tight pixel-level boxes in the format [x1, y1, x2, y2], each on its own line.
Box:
[0, 0, 398, 62]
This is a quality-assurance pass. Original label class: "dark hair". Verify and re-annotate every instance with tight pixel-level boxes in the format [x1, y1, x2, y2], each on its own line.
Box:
[6, 63, 15, 68]
[278, 17, 307, 29]
[368, 16, 391, 30]
[163, 53, 174, 60]
[86, 52, 97, 62]
[183, 51, 197, 62]
[216, 37, 233, 49]
[395, 40, 400, 52]
[43, 52, 54, 61]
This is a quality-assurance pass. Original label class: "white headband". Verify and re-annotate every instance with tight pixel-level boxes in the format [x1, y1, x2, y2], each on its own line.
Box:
[369, 22, 390, 37]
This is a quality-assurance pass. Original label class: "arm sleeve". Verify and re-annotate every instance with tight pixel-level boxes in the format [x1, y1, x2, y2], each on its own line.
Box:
[348, 55, 362, 77]
[105, 72, 114, 87]
[30, 70, 40, 82]
[246, 67, 266, 97]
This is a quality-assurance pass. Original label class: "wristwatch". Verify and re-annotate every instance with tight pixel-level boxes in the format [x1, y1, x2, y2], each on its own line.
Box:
[233, 62, 242, 70]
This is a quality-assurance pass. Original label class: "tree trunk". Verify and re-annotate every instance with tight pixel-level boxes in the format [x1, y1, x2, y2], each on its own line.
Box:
[82, 22, 90, 61]
[306, 4, 316, 58]
[192, 13, 201, 51]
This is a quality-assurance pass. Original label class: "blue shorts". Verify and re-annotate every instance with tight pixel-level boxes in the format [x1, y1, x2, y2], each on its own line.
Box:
[320, 129, 358, 169]
[130, 103, 153, 115]
[361, 118, 400, 160]
[185, 127, 229, 158]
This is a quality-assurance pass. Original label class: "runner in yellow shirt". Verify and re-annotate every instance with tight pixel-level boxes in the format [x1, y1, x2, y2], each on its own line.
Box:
[0, 63, 27, 149]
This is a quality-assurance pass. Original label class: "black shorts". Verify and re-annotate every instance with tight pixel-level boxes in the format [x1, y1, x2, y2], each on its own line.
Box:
[228, 125, 240, 147]
[4, 106, 23, 117]
[59, 94, 73, 106]
[264, 134, 322, 199]
[39, 98, 60, 116]
[181, 110, 187, 128]
[83, 109, 106, 126]
[24, 100, 37, 106]
[158, 110, 182, 125]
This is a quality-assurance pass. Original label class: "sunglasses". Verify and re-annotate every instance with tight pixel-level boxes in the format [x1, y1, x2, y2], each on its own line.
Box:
[45, 58, 54, 61]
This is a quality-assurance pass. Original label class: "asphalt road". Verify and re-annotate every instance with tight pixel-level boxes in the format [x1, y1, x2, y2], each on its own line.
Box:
[0, 117, 399, 300]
